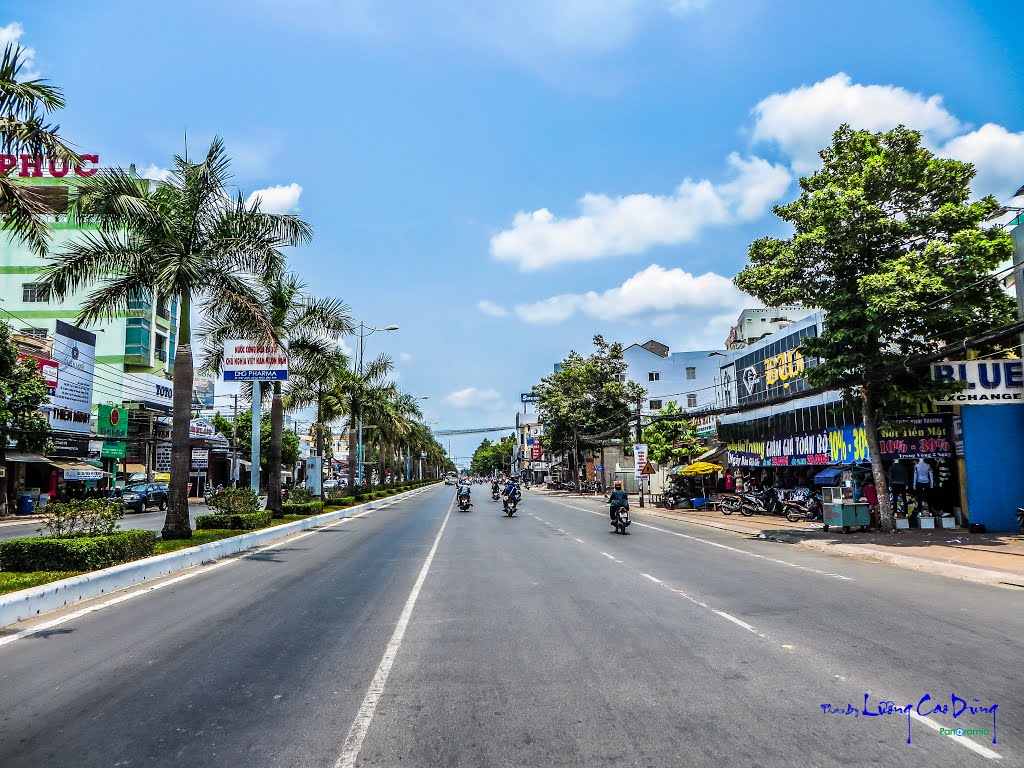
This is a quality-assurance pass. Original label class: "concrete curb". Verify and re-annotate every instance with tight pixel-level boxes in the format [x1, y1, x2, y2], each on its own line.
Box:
[0, 484, 439, 629]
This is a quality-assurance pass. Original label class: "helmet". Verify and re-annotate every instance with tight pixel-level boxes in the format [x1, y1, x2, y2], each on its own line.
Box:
[613, 480, 622, 489]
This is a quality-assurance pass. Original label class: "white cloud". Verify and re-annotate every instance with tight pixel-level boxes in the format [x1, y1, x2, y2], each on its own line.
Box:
[445, 386, 504, 410]
[398, 352, 413, 362]
[476, 300, 510, 318]
[490, 153, 790, 271]
[941, 124, 1024, 201]
[0, 22, 39, 78]
[140, 164, 171, 182]
[751, 73, 963, 174]
[513, 264, 749, 325]
[246, 182, 303, 214]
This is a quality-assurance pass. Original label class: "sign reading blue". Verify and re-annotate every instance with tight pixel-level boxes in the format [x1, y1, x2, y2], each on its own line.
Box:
[932, 360, 1024, 404]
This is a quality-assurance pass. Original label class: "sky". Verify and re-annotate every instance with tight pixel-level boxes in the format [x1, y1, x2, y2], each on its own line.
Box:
[5, 1, 1024, 467]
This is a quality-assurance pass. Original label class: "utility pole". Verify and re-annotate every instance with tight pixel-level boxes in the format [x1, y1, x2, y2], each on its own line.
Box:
[231, 393, 239, 488]
[636, 396, 644, 508]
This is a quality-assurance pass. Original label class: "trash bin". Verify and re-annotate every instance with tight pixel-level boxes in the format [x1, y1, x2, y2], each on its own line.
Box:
[17, 496, 34, 516]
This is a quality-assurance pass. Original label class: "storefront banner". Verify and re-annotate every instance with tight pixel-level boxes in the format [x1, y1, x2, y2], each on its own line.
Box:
[931, 360, 1024, 404]
[101, 441, 127, 459]
[63, 469, 104, 481]
[531, 445, 543, 460]
[98, 404, 128, 438]
[123, 373, 173, 414]
[828, 415, 953, 463]
[223, 340, 288, 381]
[633, 444, 648, 480]
[19, 354, 58, 388]
[191, 449, 209, 470]
[734, 326, 818, 407]
[189, 418, 217, 438]
[728, 430, 831, 467]
[50, 320, 96, 434]
[50, 436, 90, 457]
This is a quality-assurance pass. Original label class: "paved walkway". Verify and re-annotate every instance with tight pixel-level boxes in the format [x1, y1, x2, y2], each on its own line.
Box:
[537, 489, 1024, 587]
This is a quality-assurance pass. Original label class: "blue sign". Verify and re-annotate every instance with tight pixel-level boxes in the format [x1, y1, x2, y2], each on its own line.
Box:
[521, 393, 539, 404]
[224, 370, 288, 381]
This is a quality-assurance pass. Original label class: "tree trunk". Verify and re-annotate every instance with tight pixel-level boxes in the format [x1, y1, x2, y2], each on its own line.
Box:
[0, 440, 8, 517]
[163, 294, 193, 540]
[862, 383, 894, 533]
[347, 416, 358, 490]
[267, 381, 283, 518]
[572, 428, 581, 493]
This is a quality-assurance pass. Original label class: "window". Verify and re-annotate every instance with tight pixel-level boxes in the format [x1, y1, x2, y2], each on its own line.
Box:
[648, 372, 660, 382]
[649, 400, 663, 410]
[125, 318, 152, 357]
[685, 366, 696, 380]
[614, 373, 626, 383]
[22, 283, 49, 303]
[155, 334, 168, 362]
[19, 327, 47, 339]
[687, 394, 698, 408]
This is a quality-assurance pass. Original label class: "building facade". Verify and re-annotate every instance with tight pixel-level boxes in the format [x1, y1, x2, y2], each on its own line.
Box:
[623, 340, 725, 416]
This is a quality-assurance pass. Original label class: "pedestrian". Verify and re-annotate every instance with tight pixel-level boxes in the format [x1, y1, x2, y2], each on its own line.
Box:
[861, 478, 879, 529]
[724, 468, 735, 494]
[887, 460, 909, 516]
[913, 458, 934, 515]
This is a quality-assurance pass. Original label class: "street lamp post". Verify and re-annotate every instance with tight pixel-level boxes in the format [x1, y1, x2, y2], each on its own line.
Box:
[356, 322, 399, 486]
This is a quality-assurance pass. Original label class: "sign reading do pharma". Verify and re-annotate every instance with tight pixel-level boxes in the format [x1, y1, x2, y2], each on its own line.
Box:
[932, 361, 1024, 404]
[50, 320, 96, 434]
[223, 340, 288, 381]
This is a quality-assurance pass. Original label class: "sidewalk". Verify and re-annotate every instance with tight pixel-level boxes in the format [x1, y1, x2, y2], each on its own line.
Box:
[535, 489, 1024, 588]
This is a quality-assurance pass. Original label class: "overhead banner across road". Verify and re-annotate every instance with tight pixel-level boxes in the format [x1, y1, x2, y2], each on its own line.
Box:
[223, 340, 288, 381]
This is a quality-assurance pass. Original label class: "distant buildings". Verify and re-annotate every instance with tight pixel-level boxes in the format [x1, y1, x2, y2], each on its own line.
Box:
[725, 306, 815, 350]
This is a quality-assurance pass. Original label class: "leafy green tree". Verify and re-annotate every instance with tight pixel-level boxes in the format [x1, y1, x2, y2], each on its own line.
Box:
[200, 272, 353, 515]
[469, 437, 515, 476]
[736, 125, 1015, 532]
[0, 323, 51, 515]
[41, 138, 311, 539]
[0, 43, 81, 256]
[534, 336, 645, 490]
[286, 348, 352, 460]
[211, 410, 300, 470]
[641, 402, 703, 466]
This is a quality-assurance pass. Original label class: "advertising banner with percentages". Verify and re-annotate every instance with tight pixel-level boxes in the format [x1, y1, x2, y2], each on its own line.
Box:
[828, 415, 953, 463]
[223, 340, 288, 381]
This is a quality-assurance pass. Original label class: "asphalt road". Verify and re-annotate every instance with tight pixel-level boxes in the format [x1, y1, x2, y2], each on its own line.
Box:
[0, 485, 1018, 767]
[0, 506, 205, 542]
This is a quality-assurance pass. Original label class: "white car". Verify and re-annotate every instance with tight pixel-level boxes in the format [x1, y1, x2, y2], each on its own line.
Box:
[324, 479, 340, 490]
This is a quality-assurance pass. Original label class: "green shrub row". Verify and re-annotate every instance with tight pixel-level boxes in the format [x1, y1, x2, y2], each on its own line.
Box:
[324, 478, 440, 501]
[195, 511, 273, 531]
[0, 530, 157, 572]
[281, 501, 324, 516]
[324, 479, 439, 509]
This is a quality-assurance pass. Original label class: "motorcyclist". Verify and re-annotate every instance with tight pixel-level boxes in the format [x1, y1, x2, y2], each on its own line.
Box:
[502, 477, 521, 512]
[457, 479, 473, 508]
[491, 478, 500, 496]
[608, 480, 629, 524]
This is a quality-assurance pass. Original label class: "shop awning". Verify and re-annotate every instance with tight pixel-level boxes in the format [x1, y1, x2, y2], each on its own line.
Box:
[49, 459, 110, 480]
[4, 452, 49, 463]
[123, 463, 147, 474]
[695, 443, 727, 464]
[813, 468, 843, 485]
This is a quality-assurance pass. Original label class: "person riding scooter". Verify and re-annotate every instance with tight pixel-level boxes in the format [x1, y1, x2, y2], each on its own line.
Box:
[457, 480, 473, 508]
[609, 480, 629, 524]
[502, 478, 521, 512]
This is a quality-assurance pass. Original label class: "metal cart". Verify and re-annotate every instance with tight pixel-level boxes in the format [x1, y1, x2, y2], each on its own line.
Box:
[822, 487, 871, 533]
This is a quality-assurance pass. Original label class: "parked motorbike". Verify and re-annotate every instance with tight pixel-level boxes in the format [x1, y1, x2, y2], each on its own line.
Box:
[783, 492, 823, 522]
[610, 503, 631, 534]
[663, 486, 686, 510]
[739, 488, 783, 517]
[718, 495, 742, 515]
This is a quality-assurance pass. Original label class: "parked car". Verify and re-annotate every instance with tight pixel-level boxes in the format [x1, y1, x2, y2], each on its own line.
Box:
[120, 483, 169, 513]
[324, 479, 340, 490]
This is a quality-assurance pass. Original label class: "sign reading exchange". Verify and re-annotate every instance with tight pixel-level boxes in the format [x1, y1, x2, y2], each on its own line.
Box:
[932, 361, 1024, 404]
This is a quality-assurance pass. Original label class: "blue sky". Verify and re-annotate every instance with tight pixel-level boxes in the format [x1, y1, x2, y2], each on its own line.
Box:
[6, 1, 1024, 466]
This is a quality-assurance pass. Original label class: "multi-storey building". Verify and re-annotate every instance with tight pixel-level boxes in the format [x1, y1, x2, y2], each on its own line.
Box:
[725, 306, 816, 350]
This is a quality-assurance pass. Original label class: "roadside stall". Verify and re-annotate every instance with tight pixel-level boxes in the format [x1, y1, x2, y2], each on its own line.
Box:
[676, 461, 723, 509]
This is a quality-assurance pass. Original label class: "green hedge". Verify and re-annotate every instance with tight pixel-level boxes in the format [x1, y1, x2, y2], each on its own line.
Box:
[281, 501, 324, 516]
[195, 511, 273, 531]
[0, 530, 157, 572]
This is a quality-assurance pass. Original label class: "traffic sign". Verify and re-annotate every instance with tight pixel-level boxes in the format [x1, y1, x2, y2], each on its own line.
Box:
[641, 462, 656, 475]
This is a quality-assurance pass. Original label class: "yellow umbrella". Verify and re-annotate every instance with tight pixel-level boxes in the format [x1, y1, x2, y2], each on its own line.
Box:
[678, 461, 722, 476]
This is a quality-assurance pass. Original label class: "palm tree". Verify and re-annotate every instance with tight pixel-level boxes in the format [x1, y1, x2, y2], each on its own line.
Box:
[40, 138, 311, 538]
[286, 348, 351, 461]
[0, 43, 80, 256]
[200, 273, 353, 515]
[340, 353, 396, 489]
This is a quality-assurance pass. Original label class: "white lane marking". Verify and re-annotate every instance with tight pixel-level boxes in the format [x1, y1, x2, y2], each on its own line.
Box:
[0, 493, 423, 647]
[908, 711, 1002, 760]
[333, 501, 453, 768]
[557, 528, 566, 534]
[641, 573, 662, 584]
[574, 538, 584, 543]
[550, 500, 852, 581]
[601, 552, 616, 560]
[713, 610, 758, 633]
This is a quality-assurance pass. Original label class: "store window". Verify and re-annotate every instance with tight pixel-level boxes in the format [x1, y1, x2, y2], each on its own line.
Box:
[649, 400, 663, 410]
[686, 366, 696, 380]
[22, 283, 49, 303]
[648, 371, 660, 381]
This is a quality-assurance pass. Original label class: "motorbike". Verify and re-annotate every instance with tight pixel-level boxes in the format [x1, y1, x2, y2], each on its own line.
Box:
[663, 486, 686, 510]
[783, 492, 823, 522]
[458, 494, 472, 512]
[491, 487, 500, 501]
[739, 487, 783, 517]
[505, 495, 519, 516]
[610, 503, 631, 534]
[718, 495, 742, 515]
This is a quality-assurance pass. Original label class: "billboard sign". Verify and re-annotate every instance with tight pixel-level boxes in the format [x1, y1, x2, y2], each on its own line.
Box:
[101, 440, 127, 459]
[520, 393, 539, 404]
[828, 415, 953, 463]
[192, 376, 215, 408]
[728, 430, 831, 467]
[734, 326, 817, 407]
[223, 340, 288, 381]
[931, 361, 1024, 405]
[97, 404, 128, 438]
[50, 321, 96, 434]
[123, 373, 173, 414]
[633, 444, 648, 480]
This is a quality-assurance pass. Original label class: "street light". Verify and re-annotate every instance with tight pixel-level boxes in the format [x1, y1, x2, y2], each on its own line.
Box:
[356, 322, 399, 485]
